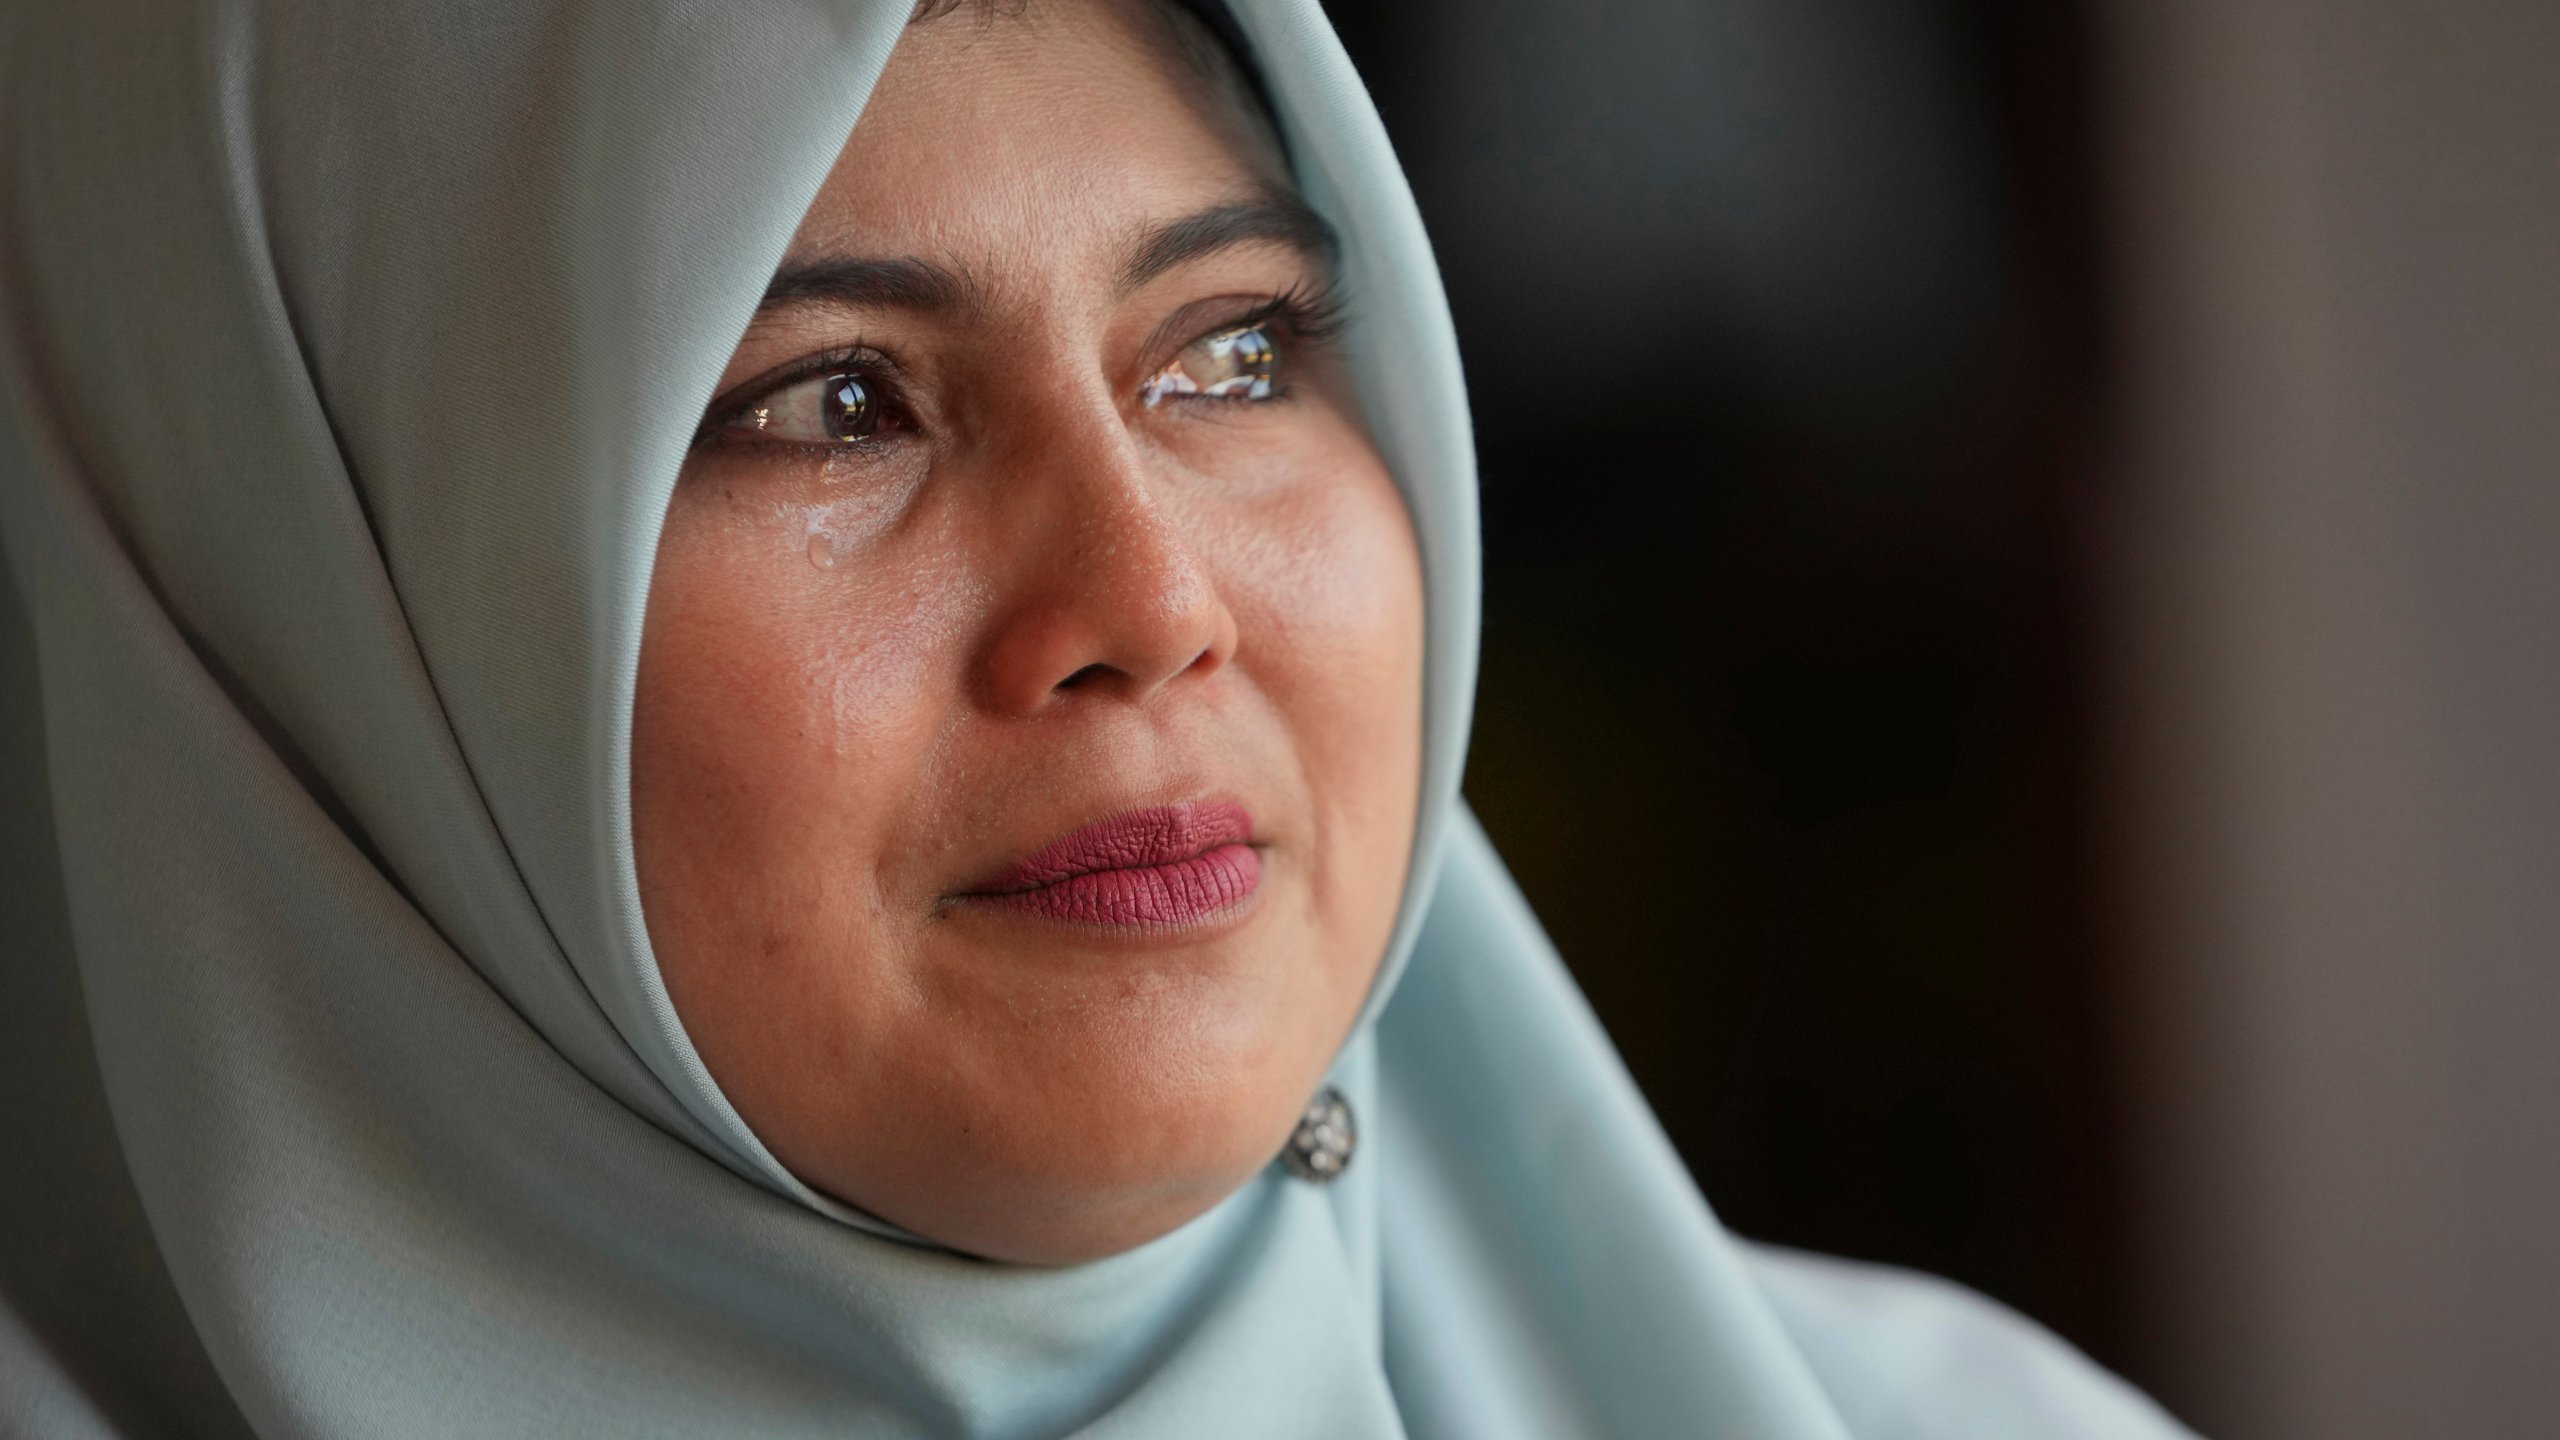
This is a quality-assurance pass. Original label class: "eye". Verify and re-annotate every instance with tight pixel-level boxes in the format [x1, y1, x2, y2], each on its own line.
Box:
[721, 370, 886, 445]
[1140, 323, 1279, 408]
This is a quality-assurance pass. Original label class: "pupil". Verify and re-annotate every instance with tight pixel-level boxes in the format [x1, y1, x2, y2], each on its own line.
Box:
[826, 374, 876, 442]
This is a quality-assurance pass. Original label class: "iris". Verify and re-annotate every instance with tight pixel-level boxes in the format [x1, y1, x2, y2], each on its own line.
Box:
[1141, 323, 1278, 406]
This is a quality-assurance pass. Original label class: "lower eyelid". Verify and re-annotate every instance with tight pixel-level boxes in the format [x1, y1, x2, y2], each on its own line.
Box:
[691, 425, 916, 464]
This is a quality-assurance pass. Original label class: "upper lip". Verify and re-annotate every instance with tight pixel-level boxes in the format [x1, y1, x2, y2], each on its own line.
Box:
[965, 801, 1256, 896]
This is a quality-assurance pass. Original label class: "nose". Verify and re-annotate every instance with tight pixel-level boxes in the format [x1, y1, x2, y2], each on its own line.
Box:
[977, 420, 1239, 717]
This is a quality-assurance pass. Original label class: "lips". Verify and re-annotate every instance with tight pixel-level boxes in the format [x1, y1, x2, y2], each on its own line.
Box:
[962, 801, 1261, 928]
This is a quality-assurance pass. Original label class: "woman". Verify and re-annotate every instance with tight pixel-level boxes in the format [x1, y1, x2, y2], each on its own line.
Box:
[0, 1, 2195, 1435]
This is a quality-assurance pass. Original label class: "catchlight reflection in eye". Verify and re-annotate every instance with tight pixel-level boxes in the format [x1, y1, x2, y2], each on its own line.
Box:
[1140, 324, 1278, 407]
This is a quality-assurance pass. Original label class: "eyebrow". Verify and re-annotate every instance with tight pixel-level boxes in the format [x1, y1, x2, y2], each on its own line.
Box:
[1120, 193, 1341, 289]
[759, 255, 975, 316]
[753, 195, 1342, 317]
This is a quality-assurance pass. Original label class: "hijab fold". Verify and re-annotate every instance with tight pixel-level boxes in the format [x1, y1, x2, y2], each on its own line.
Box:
[0, 2, 2195, 1435]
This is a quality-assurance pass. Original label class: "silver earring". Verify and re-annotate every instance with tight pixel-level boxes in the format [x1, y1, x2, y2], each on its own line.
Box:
[1281, 1086, 1356, 1184]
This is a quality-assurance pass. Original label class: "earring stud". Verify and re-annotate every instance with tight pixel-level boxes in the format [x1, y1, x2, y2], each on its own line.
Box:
[1282, 1086, 1355, 1183]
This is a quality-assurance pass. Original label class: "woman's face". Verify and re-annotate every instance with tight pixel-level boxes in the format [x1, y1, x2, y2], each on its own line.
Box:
[632, 1, 1424, 1265]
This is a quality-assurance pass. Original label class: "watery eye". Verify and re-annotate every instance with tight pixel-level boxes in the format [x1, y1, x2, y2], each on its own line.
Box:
[726, 371, 883, 444]
[1140, 324, 1279, 408]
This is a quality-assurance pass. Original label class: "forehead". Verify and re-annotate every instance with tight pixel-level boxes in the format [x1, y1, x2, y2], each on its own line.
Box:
[786, 3, 1289, 276]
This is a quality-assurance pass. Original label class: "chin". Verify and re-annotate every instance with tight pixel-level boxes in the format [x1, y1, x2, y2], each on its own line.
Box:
[922, 1166, 1256, 1269]
[796, 977, 1330, 1266]
[846, 1066, 1309, 1267]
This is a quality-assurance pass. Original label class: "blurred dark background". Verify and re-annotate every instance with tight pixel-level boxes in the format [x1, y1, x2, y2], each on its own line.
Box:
[1323, 0, 2136, 1384]
[1321, 2, 2560, 1435]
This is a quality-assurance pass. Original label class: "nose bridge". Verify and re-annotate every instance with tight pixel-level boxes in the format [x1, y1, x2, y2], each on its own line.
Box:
[997, 367, 1202, 602]
[1042, 397, 1196, 591]
[975, 376, 1235, 713]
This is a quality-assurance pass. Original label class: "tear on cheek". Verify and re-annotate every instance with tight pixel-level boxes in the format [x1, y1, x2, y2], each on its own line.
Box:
[797, 490, 901, 571]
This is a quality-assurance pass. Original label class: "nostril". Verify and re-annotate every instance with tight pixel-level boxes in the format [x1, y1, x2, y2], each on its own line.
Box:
[1056, 663, 1110, 692]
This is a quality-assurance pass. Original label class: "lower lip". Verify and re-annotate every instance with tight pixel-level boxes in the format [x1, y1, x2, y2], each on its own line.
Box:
[980, 842, 1261, 927]
[967, 803, 1263, 929]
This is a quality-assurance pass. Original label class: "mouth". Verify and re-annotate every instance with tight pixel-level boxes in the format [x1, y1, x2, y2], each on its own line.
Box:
[953, 801, 1262, 929]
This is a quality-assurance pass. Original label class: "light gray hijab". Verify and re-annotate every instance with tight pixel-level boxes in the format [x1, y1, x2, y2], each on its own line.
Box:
[0, 1, 2196, 1435]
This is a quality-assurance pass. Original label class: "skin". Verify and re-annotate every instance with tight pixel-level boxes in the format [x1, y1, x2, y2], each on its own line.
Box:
[631, 0, 1425, 1265]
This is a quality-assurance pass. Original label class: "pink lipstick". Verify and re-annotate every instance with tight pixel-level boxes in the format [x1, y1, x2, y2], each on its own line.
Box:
[963, 802, 1261, 928]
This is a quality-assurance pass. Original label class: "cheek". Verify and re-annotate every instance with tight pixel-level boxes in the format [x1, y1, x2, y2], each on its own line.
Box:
[632, 478, 972, 935]
[1206, 439, 1427, 937]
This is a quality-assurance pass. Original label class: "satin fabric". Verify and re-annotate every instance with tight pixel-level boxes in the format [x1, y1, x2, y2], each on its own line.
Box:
[0, 2, 2195, 1435]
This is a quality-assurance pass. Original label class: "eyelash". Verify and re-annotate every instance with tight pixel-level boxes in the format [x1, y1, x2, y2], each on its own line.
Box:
[690, 280, 1348, 455]
[1243, 278, 1348, 352]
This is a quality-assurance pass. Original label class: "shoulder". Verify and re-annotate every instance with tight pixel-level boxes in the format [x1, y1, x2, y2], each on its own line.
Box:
[1739, 1242, 2204, 1440]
